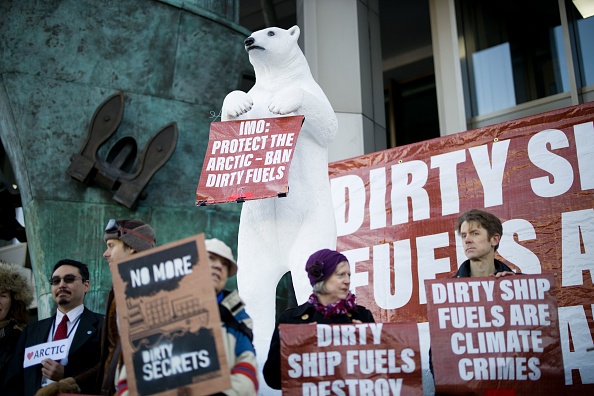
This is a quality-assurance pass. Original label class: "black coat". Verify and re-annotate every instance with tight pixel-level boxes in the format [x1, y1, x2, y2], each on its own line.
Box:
[453, 258, 514, 278]
[263, 302, 375, 390]
[0, 320, 23, 385]
[3, 307, 104, 396]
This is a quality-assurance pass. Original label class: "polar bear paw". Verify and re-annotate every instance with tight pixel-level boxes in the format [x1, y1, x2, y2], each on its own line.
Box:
[268, 87, 304, 115]
[222, 90, 253, 118]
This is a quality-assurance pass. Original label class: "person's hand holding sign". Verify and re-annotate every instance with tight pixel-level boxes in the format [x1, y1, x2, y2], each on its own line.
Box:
[40, 358, 65, 381]
[492, 271, 516, 278]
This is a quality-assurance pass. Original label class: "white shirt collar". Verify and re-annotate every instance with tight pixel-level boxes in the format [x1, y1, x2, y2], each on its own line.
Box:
[57, 304, 84, 323]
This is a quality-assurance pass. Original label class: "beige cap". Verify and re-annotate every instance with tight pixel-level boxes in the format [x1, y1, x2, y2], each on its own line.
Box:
[205, 238, 237, 277]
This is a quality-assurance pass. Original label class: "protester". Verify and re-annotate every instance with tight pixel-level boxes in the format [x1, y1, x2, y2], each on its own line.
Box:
[4, 259, 103, 395]
[40, 219, 157, 396]
[95, 219, 156, 395]
[430, 209, 516, 377]
[206, 238, 258, 395]
[454, 209, 516, 278]
[263, 248, 375, 389]
[0, 261, 34, 384]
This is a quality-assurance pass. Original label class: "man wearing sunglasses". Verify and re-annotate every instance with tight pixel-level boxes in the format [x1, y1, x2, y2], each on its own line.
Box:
[4, 259, 104, 395]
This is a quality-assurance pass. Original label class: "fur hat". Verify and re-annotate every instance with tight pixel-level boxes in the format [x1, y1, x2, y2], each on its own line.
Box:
[305, 249, 348, 286]
[104, 219, 156, 253]
[205, 238, 237, 277]
[0, 261, 34, 308]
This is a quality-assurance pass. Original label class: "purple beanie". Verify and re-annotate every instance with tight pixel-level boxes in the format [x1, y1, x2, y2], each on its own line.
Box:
[305, 249, 348, 286]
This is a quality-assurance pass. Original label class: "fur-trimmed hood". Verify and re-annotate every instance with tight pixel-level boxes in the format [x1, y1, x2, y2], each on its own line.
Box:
[0, 261, 34, 307]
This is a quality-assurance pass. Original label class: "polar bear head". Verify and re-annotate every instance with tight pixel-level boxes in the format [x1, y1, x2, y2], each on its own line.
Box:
[243, 25, 306, 72]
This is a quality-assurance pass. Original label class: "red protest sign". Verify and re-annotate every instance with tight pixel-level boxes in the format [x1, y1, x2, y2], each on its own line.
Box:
[279, 322, 423, 395]
[425, 273, 564, 395]
[196, 116, 304, 205]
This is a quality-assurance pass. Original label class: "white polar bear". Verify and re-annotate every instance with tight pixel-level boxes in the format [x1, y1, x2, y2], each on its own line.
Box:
[221, 24, 338, 384]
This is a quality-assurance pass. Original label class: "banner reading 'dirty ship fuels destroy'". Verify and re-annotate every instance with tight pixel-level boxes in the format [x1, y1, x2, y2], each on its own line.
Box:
[280, 322, 422, 395]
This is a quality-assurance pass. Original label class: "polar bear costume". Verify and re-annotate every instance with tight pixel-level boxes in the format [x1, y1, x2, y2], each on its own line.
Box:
[221, 25, 338, 385]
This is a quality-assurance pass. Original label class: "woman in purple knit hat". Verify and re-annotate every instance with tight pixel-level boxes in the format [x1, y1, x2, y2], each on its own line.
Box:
[262, 248, 375, 389]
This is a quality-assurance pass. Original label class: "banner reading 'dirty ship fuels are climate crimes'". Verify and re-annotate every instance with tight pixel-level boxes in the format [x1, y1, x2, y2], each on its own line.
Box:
[426, 273, 563, 394]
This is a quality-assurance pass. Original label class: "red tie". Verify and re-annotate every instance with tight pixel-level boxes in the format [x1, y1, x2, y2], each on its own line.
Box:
[54, 315, 69, 341]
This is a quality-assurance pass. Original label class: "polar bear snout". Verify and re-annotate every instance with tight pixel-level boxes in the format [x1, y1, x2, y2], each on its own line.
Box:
[244, 36, 264, 52]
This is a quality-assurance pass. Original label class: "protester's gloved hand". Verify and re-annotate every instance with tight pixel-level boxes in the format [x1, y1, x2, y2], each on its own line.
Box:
[34, 377, 80, 396]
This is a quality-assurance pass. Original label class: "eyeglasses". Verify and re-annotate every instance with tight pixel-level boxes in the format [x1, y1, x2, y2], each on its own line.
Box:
[49, 275, 84, 286]
[104, 219, 155, 247]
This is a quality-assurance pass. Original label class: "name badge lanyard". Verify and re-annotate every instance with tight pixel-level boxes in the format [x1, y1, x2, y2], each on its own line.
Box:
[51, 315, 82, 340]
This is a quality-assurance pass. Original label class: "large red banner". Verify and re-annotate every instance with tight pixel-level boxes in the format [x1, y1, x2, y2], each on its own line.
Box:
[280, 323, 422, 395]
[196, 116, 304, 205]
[328, 102, 594, 393]
[425, 273, 564, 395]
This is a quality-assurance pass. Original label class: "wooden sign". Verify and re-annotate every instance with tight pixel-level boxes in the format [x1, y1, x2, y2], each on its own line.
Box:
[110, 234, 230, 396]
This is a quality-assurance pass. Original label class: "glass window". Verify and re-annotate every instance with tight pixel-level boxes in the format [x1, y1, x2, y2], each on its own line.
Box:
[553, 3, 594, 91]
[472, 43, 515, 114]
[457, 0, 566, 116]
[573, 10, 594, 86]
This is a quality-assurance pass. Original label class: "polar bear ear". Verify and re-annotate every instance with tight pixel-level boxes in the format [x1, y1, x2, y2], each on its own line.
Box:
[288, 25, 300, 40]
